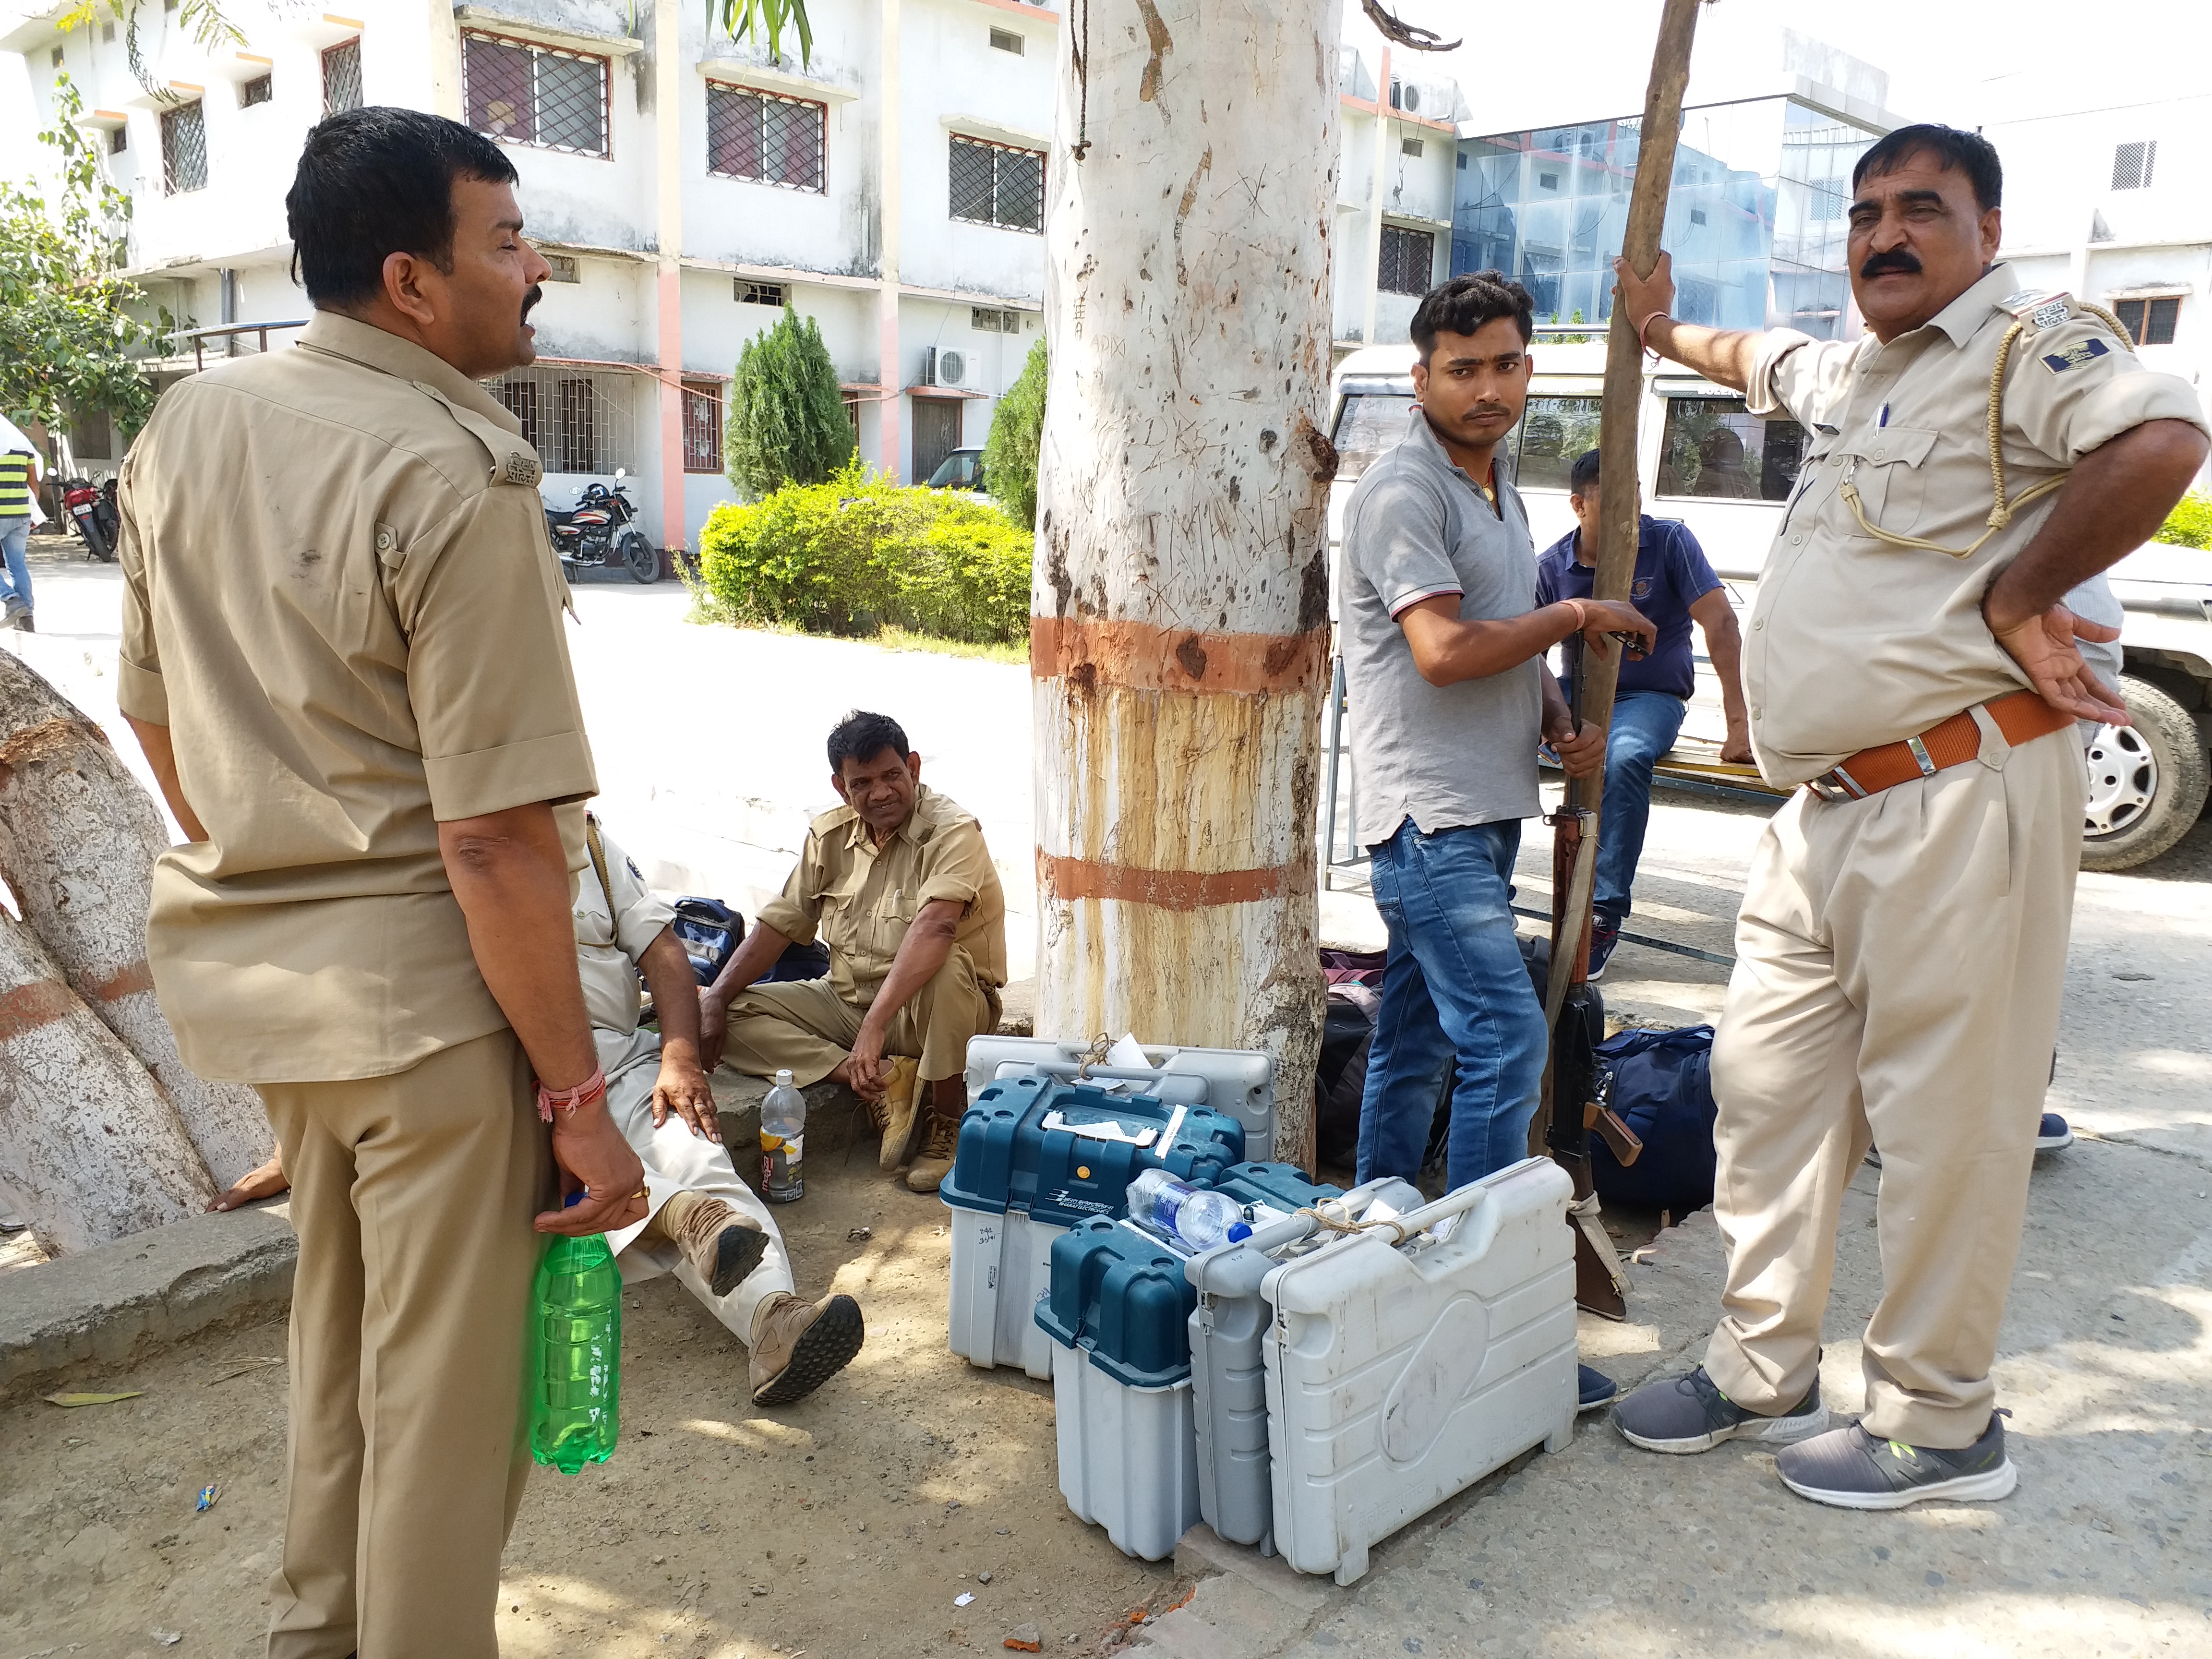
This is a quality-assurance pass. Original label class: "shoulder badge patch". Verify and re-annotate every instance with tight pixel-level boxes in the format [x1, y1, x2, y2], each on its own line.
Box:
[2030, 299, 2072, 330]
[2040, 337, 2111, 375]
[502, 450, 541, 487]
[1997, 288, 2049, 314]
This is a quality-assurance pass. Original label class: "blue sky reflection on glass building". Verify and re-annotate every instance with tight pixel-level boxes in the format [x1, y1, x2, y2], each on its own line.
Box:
[1453, 96, 1882, 340]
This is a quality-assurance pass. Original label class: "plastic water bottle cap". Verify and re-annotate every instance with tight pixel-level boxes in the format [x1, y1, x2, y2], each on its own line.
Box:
[1227, 1221, 1252, 1242]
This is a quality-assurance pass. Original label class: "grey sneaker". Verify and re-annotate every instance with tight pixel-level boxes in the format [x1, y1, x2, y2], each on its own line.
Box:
[1776, 1413, 2016, 1510]
[1612, 1365, 1828, 1454]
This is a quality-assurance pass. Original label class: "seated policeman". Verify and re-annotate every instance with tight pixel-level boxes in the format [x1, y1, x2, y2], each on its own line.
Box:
[1536, 447, 1752, 977]
[697, 710, 1007, 1196]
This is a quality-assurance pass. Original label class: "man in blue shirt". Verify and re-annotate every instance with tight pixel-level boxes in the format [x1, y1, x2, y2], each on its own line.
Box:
[1536, 448, 1750, 977]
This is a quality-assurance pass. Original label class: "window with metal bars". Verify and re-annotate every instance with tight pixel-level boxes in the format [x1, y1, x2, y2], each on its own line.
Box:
[322, 38, 362, 116]
[241, 72, 272, 107]
[705, 83, 824, 193]
[736, 280, 787, 306]
[682, 384, 723, 472]
[949, 135, 1044, 232]
[1377, 225, 1434, 296]
[109, 123, 128, 155]
[2114, 296, 2180, 346]
[971, 307, 1021, 333]
[160, 101, 207, 195]
[493, 369, 633, 474]
[2110, 140, 2156, 192]
[463, 32, 609, 158]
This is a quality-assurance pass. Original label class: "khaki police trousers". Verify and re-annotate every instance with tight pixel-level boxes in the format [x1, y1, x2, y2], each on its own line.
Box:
[721, 946, 1000, 1086]
[257, 1029, 548, 1659]
[1705, 723, 2083, 1450]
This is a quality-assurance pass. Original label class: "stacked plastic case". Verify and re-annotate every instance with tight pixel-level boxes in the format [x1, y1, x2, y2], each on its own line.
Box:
[939, 1074, 1244, 1377]
[964, 1037, 1277, 1162]
[1034, 1216, 1202, 1561]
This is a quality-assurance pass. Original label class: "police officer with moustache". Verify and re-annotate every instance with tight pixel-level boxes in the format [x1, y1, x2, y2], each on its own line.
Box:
[1607, 124, 2208, 1508]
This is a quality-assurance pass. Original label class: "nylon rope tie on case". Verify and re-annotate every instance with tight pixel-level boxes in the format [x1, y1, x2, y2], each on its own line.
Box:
[1295, 1204, 1408, 1247]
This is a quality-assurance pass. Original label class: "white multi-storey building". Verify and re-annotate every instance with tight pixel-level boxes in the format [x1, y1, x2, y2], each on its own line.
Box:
[2, 0, 1061, 551]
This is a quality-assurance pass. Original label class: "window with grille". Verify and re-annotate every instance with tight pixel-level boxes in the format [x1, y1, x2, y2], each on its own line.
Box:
[241, 73, 272, 107]
[322, 38, 362, 116]
[2114, 296, 2180, 346]
[988, 27, 1023, 53]
[1377, 225, 1434, 297]
[493, 368, 633, 474]
[2110, 140, 2156, 191]
[109, 123, 128, 155]
[542, 253, 580, 283]
[971, 306, 1021, 333]
[949, 135, 1044, 232]
[842, 395, 861, 442]
[736, 279, 787, 306]
[463, 32, 609, 158]
[160, 101, 207, 195]
[705, 83, 824, 192]
[682, 384, 723, 472]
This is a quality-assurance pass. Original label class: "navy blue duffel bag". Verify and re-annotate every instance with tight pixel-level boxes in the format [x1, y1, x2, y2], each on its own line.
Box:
[1592, 1024, 1718, 1215]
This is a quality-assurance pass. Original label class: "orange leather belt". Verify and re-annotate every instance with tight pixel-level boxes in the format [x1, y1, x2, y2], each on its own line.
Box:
[1804, 689, 2074, 803]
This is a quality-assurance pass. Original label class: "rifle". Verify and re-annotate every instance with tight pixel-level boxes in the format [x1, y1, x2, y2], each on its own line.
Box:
[1537, 634, 1641, 1319]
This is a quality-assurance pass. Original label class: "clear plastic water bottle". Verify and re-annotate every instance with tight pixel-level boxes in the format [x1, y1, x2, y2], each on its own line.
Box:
[1126, 1169, 1252, 1251]
[761, 1069, 805, 1203]
[529, 1203, 622, 1474]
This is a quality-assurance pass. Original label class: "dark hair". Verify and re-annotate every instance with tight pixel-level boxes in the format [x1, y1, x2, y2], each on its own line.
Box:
[286, 107, 519, 307]
[1410, 270, 1536, 362]
[1851, 123, 2002, 213]
[1568, 448, 1602, 497]
[827, 710, 912, 774]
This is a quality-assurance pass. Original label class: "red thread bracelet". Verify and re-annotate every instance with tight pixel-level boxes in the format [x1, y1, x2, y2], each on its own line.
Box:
[537, 1065, 608, 1122]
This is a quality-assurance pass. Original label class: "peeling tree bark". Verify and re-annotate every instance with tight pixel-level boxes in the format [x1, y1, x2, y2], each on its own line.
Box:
[0, 652, 269, 1189]
[0, 909, 215, 1252]
[1033, 0, 1337, 1166]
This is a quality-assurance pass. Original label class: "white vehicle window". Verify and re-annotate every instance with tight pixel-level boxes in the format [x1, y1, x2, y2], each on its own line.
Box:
[1657, 397, 1808, 503]
[1331, 392, 1416, 484]
[1508, 396, 1603, 492]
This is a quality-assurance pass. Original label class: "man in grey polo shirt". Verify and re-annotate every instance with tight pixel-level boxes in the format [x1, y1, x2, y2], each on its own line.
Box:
[1341, 271, 1653, 1208]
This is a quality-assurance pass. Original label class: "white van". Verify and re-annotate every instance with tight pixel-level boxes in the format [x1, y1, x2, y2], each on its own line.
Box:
[1327, 335, 2212, 871]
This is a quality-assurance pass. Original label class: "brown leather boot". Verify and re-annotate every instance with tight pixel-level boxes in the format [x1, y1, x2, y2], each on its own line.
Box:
[873, 1056, 924, 1172]
[903, 1109, 962, 1194]
[748, 1291, 865, 1406]
[657, 1190, 769, 1298]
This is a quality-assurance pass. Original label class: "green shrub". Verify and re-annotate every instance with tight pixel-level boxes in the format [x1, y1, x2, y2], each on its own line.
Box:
[724, 306, 854, 497]
[983, 336, 1047, 530]
[697, 462, 1031, 644]
[2154, 492, 2212, 550]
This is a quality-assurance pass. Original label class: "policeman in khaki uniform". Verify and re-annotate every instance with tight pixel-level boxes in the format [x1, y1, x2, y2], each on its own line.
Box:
[118, 110, 646, 1657]
[699, 710, 1006, 1195]
[1609, 124, 2209, 1509]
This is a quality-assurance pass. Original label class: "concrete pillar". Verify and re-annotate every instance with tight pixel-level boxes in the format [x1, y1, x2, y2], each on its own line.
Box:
[878, 0, 902, 482]
[655, 0, 686, 554]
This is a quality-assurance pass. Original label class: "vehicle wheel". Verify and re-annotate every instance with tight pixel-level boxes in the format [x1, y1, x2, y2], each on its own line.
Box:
[2080, 674, 2210, 872]
[621, 531, 659, 584]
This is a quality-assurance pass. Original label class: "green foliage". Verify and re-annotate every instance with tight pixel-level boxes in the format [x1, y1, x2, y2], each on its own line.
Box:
[982, 335, 1046, 530]
[697, 461, 1031, 644]
[707, 0, 813, 67]
[724, 305, 854, 498]
[62, 0, 240, 95]
[2153, 492, 2212, 550]
[0, 75, 169, 437]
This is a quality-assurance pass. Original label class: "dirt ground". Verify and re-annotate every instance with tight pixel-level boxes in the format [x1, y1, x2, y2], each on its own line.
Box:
[0, 1139, 1196, 1659]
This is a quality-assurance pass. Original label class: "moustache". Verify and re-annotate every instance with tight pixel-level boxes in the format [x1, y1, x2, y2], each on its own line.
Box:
[1461, 404, 1514, 421]
[521, 284, 544, 322]
[1858, 250, 1923, 279]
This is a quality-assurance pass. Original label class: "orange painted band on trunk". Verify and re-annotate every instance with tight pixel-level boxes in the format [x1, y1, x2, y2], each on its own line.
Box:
[0, 978, 81, 1042]
[87, 959, 156, 1003]
[1032, 616, 1328, 696]
[1037, 849, 1314, 910]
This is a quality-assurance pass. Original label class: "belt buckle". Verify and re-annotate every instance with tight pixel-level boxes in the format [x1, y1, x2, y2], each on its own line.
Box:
[1805, 766, 1868, 803]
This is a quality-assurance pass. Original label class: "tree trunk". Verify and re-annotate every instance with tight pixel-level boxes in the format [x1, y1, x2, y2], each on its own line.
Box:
[1032, 0, 1337, 1167]
[0, 909, 215, 1252]
[0, 652, 270, 1188]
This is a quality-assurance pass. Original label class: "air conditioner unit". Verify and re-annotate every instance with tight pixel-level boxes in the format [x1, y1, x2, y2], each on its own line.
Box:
[938, 349, 968, 387]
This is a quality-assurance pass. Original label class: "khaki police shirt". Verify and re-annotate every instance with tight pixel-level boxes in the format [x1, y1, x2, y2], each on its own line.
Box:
[117, 311, 598, 1084]
[755, 785, 1008, 1004]
[572, 817, 674, 1042]
[1740, 262, 2210, 788]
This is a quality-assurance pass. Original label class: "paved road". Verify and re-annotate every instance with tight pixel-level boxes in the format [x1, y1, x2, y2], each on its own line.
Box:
[12, 545, 2211, 1656]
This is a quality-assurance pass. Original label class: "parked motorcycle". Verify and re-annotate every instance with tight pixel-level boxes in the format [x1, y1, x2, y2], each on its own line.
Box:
[543, 469, 658, 584]
[58, 477, 119, 562]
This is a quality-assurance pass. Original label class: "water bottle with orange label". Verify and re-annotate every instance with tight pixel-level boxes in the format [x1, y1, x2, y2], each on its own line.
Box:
[760, 1068, 805, 1202]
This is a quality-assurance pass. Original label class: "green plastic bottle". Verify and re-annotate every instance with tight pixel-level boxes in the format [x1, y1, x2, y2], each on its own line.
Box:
[529, 1209, 622, 1475]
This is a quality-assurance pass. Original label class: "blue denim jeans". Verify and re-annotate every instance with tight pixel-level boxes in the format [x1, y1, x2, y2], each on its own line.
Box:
[0, 518, 29, 613]
[1593, 690, 1686, 928]
[1355, 818, 1549, 1193]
